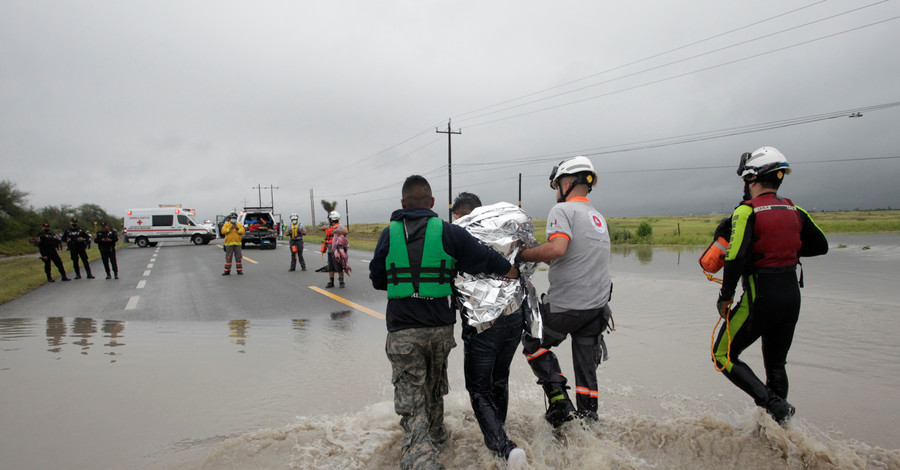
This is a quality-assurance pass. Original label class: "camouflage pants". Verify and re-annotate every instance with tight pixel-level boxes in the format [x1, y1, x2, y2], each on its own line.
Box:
[386, 325, 456, 470]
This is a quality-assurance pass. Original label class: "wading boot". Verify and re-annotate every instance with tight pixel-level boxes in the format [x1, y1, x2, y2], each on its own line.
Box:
[764, 395, 796, 424]
[543, 383, 576, 428]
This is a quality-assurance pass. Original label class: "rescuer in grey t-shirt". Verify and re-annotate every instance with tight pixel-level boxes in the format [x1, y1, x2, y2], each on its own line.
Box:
[517, 156, 613, 427]
[545, 198, 611, 312]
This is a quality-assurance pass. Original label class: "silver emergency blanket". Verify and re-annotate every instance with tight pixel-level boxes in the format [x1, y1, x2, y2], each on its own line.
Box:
[453, 202, 542, 339]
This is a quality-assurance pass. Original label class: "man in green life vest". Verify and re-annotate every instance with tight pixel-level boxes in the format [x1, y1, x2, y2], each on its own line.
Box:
[370, 175, 519, 470]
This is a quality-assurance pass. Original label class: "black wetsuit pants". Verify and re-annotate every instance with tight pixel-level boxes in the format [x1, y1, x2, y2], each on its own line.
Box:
[463, 311, 523, 459]
[522, 306, 607, 413]
[713, 271, 801, 405]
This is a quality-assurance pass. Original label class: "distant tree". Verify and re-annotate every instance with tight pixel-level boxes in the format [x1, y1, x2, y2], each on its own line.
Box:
[637, 221, 653, 239]
[320, 200, 338, 219]
[0, 180, 37, 239]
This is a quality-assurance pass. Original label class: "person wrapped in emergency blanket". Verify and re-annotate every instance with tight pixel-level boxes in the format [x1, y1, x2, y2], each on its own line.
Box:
[453, 202, 542, 339]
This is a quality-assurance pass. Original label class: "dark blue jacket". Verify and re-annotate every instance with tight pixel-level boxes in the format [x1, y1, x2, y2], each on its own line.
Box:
[370, 207, 512, 332]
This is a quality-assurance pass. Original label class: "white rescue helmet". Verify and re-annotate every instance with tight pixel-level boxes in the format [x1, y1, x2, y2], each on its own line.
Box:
[549, 156, 598, 190]
[290, 213, 299, 222]
[328, 211, 341, 222]
[737, 146, 792, 180]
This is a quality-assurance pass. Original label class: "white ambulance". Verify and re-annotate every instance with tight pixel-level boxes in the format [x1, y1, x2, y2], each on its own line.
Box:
[123, 208, 216, 248]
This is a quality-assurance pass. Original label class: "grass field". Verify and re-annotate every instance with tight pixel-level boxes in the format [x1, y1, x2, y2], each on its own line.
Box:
[2, 210, 898, 305]
[325, 209, 900, 247]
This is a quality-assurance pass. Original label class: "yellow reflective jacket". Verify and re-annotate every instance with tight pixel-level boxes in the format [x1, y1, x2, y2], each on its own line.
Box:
[221, 222, 245, 246]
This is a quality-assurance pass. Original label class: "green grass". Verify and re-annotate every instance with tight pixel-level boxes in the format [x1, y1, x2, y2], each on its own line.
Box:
[0, 242, 126, 304]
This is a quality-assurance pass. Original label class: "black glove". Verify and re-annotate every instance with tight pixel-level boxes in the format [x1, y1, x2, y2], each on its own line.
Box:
[716, 297, 733, 320]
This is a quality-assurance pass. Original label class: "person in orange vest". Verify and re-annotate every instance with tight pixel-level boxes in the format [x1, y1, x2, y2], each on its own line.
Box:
[319, 211, 348, 288]
[287, 213, 307, 272]
[220, 212, 245, 275]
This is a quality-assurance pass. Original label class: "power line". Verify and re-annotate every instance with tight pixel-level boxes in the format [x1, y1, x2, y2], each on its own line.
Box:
[463, 14, 900, 129]
[455, 1, 889, 125]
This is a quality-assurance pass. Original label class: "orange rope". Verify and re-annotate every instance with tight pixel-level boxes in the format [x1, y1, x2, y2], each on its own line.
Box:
[703, 270, 723, 284]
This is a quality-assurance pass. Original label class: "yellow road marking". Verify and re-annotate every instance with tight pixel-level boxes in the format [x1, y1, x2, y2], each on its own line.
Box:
[308, 286, 385, 320]
[242, 256, 259, 264]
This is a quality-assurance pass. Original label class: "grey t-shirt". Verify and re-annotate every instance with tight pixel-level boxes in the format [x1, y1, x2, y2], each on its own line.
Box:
[545, 197, 611, 311]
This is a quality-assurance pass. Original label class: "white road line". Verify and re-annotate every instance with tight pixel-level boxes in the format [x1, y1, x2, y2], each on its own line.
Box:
[136, 280, 146, 289]
[143, 270, 151, 276]
[125, 296, 140, 310]
[147, 263, 154, 268]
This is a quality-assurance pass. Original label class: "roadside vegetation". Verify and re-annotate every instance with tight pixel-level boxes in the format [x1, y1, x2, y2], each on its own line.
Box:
[323, 209, 900, 248]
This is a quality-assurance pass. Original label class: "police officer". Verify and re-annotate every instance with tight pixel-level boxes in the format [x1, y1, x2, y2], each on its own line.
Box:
[95, 221, 119, 279]
[518, 156, 613, 427]
[36, 223, 69, 282]
[714, 147, 828, 423]
[369, 175, 518, 470]
[287, 213, 307, 272]
[61, 218, 95, 279]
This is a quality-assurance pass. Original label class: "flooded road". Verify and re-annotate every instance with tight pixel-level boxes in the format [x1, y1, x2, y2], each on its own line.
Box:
[1, 234, 899, 469]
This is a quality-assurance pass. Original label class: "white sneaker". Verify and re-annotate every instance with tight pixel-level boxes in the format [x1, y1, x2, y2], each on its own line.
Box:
[507, 447, 527, 469]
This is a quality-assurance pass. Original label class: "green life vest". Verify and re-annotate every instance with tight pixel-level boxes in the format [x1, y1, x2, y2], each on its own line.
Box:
[385, 217, 457, 299]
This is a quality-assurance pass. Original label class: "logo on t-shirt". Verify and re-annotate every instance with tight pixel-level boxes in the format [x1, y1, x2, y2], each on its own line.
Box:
[549, 219, 558, 228]
[588, 211, 606, 234]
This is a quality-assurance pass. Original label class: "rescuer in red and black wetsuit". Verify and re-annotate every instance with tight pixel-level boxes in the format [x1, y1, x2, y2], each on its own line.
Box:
[713, 146, 828, 424]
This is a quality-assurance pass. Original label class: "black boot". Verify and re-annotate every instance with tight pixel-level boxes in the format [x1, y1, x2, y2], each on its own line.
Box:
[763, 395, 796, 424]
[326, 279, 335, 288]
[114, 272, 118, 279]
[543, 383, 576, 428]
[47, 276, 55, 282]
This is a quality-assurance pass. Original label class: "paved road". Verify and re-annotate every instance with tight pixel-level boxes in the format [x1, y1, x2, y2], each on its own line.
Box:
[0, 240, 387, 322]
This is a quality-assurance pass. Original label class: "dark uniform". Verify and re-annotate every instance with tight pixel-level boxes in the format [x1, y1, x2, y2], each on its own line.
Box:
[61, 220, 94, 279]
[370, 206, 513, 470]
[715, 192, 828, 421]
[35, 225, 68, 282]
[95, 224, 119, 279]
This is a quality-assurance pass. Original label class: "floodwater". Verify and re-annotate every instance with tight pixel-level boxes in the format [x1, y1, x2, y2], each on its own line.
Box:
[2, 233, 900, 469]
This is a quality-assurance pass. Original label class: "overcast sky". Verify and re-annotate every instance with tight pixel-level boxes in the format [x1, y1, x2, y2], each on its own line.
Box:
[3, 1, 899, 225]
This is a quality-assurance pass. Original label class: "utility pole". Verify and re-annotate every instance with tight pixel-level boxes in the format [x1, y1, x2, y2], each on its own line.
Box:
[436, 119, 461, 220]
[309, 189, 316, 227]
[518, 173, 522, 208]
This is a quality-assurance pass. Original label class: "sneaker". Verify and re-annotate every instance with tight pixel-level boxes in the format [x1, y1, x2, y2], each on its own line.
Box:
[106, 274, 112, 279]
[506, 447, 527, 469]
[326, 280, 335, 288]
[74, 274, 82, 280]
[86, 274, 95, 279]
[764, 396, 796, 424]
[61, 277, 71, 282]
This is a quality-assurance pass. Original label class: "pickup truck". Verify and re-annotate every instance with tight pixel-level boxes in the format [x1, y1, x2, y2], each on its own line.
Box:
[237, 207, 278, 249]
